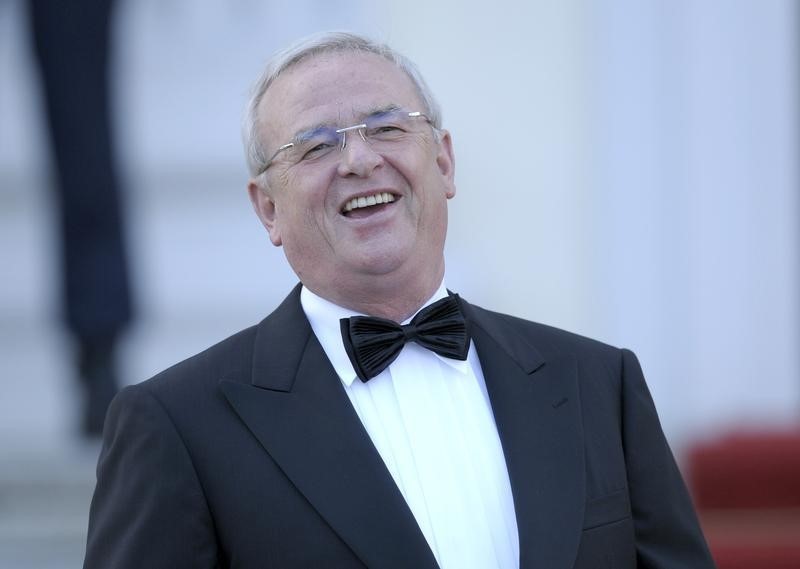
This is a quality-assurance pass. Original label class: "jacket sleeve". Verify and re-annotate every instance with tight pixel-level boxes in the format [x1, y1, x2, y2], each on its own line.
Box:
[83, 384, 220, 569]
[620, 348, 716, 568]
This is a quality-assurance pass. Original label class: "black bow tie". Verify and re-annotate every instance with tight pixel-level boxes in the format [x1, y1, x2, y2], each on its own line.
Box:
[340, 295, 471, 382]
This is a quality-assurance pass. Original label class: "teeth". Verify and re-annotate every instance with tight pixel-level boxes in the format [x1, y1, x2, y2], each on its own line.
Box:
[343, 192, 396, 213]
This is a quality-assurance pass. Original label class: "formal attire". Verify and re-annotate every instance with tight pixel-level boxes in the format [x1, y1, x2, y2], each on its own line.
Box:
[302, 284, 519, 568]
[84, 284, 715, 568]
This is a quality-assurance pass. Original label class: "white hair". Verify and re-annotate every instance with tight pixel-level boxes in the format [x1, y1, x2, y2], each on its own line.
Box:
[242, 31, 443, 177]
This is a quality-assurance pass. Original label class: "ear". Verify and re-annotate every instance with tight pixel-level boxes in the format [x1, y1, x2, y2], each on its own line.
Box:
[247, 179, 282, 246]
[435, 129, 457, 199]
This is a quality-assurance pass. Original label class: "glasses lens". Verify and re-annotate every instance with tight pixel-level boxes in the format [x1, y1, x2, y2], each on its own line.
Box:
[364, 110, 417, 142]
[289, 126, 341, 164]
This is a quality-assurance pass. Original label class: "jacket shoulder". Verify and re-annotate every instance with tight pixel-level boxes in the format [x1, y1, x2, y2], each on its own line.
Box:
[129, 285, 306, 402]
[136, 324, 259, 398]
[466, 302, 622, 362]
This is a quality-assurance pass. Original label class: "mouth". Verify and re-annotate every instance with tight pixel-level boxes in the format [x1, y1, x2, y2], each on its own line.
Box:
[340, 191, 397, 218]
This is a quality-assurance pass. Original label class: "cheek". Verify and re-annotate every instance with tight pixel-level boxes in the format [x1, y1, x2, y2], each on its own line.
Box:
[285, 167, 335, 208]
[274, 171, 328, 216]
[273, 186, 336, 247]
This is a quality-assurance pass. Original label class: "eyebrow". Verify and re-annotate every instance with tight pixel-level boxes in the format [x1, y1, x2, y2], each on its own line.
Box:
[288, 104, 403, 144]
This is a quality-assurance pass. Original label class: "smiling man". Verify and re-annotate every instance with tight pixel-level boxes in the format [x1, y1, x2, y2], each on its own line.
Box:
[247, 48, 454, 322]
[84, 33, 715, 569]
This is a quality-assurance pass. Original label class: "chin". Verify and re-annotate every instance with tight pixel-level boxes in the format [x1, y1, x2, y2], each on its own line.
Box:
[354, 256, 406, 277]
[349, 246, 412, 277]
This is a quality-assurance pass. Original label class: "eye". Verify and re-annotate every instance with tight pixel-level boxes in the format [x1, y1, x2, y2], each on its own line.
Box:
[378, 124, 403, 132]
[369, 123, 406, 139]
[297, 141, 336, 162]
[302, 142, 333, 159]
[292, 127, 339, 163]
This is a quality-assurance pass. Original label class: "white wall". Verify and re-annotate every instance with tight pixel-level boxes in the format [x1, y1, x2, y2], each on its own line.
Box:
[1, 0, 797, 450]
[385, 0, 799, 446]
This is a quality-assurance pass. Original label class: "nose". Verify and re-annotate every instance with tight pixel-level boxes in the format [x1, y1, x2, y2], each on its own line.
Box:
[336, 127, 383, 177]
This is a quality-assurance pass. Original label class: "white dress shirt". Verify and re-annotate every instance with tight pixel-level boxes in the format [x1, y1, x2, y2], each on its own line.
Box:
[301, 284, 520, 569]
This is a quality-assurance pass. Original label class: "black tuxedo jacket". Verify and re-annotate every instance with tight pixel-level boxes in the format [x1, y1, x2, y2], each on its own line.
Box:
[84, 286, 715, 568]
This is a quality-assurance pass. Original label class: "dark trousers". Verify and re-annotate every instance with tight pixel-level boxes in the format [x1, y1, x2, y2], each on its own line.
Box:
[27, 0, 133, 343]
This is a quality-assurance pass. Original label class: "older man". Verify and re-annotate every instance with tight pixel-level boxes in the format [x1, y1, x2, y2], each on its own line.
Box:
[84, 32, 715, 569]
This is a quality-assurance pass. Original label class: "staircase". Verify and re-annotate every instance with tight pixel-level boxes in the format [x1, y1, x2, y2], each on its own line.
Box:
[0, 166, 297, 568]
[0, 448, 97, 569]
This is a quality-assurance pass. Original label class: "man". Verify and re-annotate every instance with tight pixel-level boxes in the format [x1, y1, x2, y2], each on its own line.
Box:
[84, 32, 715, 568]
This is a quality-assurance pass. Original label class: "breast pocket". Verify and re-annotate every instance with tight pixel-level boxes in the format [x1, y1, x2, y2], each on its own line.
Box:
[583, 488, 631, 530]
[574, 489, 636, 568]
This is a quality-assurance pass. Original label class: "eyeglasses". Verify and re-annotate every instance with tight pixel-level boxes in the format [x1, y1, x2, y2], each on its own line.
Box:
[257, 109, 432, 174]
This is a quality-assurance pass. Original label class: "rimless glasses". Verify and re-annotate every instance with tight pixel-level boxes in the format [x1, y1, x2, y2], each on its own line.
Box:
[257, 109, 432, 174]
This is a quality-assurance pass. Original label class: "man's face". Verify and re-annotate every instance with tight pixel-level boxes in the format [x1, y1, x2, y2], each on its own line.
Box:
[248, 51, 456, 302]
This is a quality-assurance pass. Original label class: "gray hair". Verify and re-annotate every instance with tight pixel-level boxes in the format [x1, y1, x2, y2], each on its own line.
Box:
[242, 31, 443, 177]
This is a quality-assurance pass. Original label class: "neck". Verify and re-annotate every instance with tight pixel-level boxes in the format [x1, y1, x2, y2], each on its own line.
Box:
[305, 260, 445, 323]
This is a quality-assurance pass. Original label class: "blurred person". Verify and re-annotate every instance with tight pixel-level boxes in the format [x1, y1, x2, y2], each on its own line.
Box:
[83, 32, 714, 568]
[27, 0, 133, 437]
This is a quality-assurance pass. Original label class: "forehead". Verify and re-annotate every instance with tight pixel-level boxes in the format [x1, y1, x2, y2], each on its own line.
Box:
[258, 51, 424, 142]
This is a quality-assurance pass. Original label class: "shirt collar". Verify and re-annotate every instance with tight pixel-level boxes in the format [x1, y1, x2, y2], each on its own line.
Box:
[300, 281, 469, 386]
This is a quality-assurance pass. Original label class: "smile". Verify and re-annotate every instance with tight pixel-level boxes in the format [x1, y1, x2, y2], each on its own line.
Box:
[341, 192, 396, 214]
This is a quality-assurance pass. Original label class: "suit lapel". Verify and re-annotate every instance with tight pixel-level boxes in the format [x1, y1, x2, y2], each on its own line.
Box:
[221, 286, 438, 569]
[463, 302, 586, 569]
[221, 287, 584, 569]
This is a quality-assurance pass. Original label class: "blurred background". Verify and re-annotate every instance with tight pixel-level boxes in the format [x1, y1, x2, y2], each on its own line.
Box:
[1, 0, 797, 567]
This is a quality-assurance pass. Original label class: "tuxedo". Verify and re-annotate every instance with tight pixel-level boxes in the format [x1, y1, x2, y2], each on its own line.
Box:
[84, 285, 714, 568]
